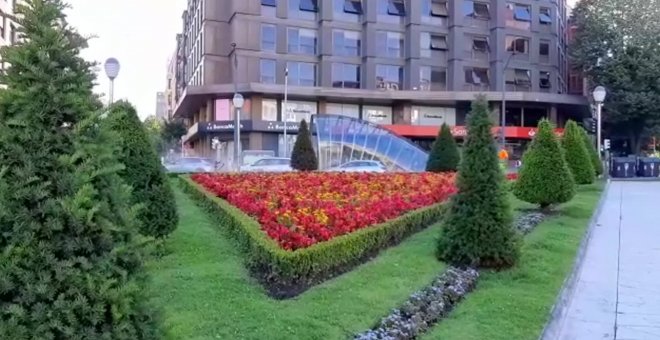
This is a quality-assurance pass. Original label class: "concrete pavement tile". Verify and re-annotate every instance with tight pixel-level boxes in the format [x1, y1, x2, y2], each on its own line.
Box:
[557, 317, 615, 340]
[616, 324, 660, 340]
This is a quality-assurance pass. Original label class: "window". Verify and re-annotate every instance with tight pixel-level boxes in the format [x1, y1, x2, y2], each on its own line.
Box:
[333, 30, 361, 56]
[260, 59, 276, 84]
[464, 67, 489, 85]
[287, 28, 317, 55]
[261, 24, 276, 52]
[376, 64, 403, 90]
[506, 36, 529, 54]
[378, 0, 406, 19]
[343, 0, 363, 14]
[376, 31, 404, 58]
[262, 0, 276, 16]
[287, 61, 316, 86]
[463, 1, 490, 19]
[419, 66, 447, 91]
[539, 41, 550, 56]
[540, 71, 551, 88]
[421, 33, 448, 57]
[431, 0, 448, 16]
[473, 37, 489, 53]
[289, 0, 317, 19]
[262, 99, 278, 121]
[540, 8, 552, 24]
[506, 68, 531, 87]
[506, 3, 531, 30]
[332, 63, 360, 88]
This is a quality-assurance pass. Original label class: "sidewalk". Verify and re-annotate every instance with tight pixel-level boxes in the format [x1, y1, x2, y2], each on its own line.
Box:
[545, 181, 660, 340]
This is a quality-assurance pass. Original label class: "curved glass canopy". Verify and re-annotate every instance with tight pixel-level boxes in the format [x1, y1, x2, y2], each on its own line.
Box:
[312, 114, 429, 172]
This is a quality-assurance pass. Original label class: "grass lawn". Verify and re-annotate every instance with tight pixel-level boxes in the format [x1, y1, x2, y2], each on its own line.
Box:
[422, 182, 604, 340]
[147, 185, 446, 340]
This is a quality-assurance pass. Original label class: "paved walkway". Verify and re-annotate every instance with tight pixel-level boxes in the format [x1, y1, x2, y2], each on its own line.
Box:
[548, 181, 660, 340]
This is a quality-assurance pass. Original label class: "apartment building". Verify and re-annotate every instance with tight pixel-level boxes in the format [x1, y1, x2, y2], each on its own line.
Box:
[165, 51, 178, 120]
[0, 0, 20, 69]
[172, 0, 589, 161]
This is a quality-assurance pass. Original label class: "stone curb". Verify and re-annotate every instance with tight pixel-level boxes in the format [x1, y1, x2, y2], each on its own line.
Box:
[537, 180, 612, 340]
[609, 177, 660, 182]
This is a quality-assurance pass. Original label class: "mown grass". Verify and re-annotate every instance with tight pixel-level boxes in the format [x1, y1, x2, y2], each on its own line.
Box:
[422, 183, 604, 339]
[147, 186, 445, 340]
[147, 182, 602, 339]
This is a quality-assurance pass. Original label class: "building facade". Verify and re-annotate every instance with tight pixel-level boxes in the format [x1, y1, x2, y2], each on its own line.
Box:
[0, 0, 21, 70]
[155, 91, 168, 120]
[173, 0, 588, 163]
[165, 51, 178, 120]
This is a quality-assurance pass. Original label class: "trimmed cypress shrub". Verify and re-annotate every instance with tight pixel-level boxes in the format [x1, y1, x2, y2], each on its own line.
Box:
[437, 96, 520, 269]
[579, 127, 603, 176]
[290, 119, 318, 171]
[0, 1, 159, 338]
[562, 120, 596, 184]
[426, 123, 460, 172]
[104, 100, 178, 238]
[513, 119, 576, 209]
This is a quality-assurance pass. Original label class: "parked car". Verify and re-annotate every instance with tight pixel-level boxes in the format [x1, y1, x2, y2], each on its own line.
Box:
[326, 160, 387, 173]
[240, 157, 292, 172]
[164, 157, 215, 173]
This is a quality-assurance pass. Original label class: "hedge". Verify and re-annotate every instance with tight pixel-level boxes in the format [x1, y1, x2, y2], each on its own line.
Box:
[178, 175, 447, 298]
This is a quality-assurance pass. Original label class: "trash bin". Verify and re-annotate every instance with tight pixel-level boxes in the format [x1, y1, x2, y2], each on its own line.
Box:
[637, 157, 660, 177]
[611, 157, 637, 178]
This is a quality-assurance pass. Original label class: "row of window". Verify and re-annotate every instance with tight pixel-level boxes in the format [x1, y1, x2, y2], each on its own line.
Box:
[263, 25, 554, 60]
[260, 60, 554, 91]
[262, 0, 557, 28]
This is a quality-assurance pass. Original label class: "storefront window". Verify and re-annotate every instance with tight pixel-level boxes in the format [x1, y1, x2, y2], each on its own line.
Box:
[282, 100, 317, 123]
[363, 105, 393, 124]
[411, 106, 456, 126]
[262, 99, 278, 121]
[326, 103, 359, 119]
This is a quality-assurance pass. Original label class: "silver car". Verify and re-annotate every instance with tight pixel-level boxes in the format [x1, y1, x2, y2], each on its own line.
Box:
[164, 157, 215, 173]
[240, 157, 293, 172]
[326, 160, 387, 173]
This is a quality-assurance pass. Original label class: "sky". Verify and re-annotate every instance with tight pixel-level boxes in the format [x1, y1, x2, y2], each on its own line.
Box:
[65, 0, 187, 120]
[62, 0, 579, 120]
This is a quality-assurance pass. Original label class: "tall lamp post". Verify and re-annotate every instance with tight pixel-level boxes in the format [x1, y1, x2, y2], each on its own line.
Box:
[592, 86, 607, 160]
[104, 57, 120, 105]
[233, 93, 244, 172]
[500, 52, 517, 149]
[283, 66, 289, 157]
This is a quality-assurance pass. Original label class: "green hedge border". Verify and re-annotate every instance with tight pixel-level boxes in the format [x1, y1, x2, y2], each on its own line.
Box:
[178, 175, 447, 298]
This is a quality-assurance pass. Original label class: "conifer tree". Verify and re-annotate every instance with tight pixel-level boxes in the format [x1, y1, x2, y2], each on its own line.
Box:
[0, 1, 159, 337]
[437, 96, 520, 269]
[426, 123, 460, 172]
[290, 119, 318, 171]
[579, 127, 603, 176]
[562, 120, 596, 184]
[105, 100, 178, 238]
[514, 119, 576, 209]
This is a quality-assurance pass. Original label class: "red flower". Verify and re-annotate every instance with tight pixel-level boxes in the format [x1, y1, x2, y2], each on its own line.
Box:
[191, 172, 457, 250]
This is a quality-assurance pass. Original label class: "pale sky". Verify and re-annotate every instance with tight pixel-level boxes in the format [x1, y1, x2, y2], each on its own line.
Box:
[65, 0, 186, 120]
[62, 0, 579, 120]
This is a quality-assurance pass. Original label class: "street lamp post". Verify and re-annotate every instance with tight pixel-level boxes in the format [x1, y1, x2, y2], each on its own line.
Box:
[592, 86, 607, 161]
[283, 66, 289, 157]
[233, 93, 244, 172]
[104, 58, 120, 105]
[500, 52, 517, 149]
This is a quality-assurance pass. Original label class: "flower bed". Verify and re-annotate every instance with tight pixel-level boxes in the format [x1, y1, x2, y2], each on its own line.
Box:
[180, 172, 455, 298]
[191, 172, 457, 250]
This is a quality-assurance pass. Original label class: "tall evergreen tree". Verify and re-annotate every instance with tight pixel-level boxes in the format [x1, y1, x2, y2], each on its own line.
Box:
[426, 123, 460, 172]
[290, 119, 318, 171]
[514, 119, 576, 209]
[104, 100, 178, 238]
[0, 1, 159, 338]
[437, 97, 520, 269]
[562, 120, 596, 184]
[579, 127, 603, 176]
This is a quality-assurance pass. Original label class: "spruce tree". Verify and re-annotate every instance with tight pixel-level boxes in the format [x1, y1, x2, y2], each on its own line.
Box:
[290, 119, 318, 171]
[437, 96, 520, 269]
[0, 1, 159, 338]
[426, 123, 460, 172]
[104, 100, 178, 238]
[514, 119, 576, 209]
[579, 127, 603, 176]
[562, 120, 596, 184]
